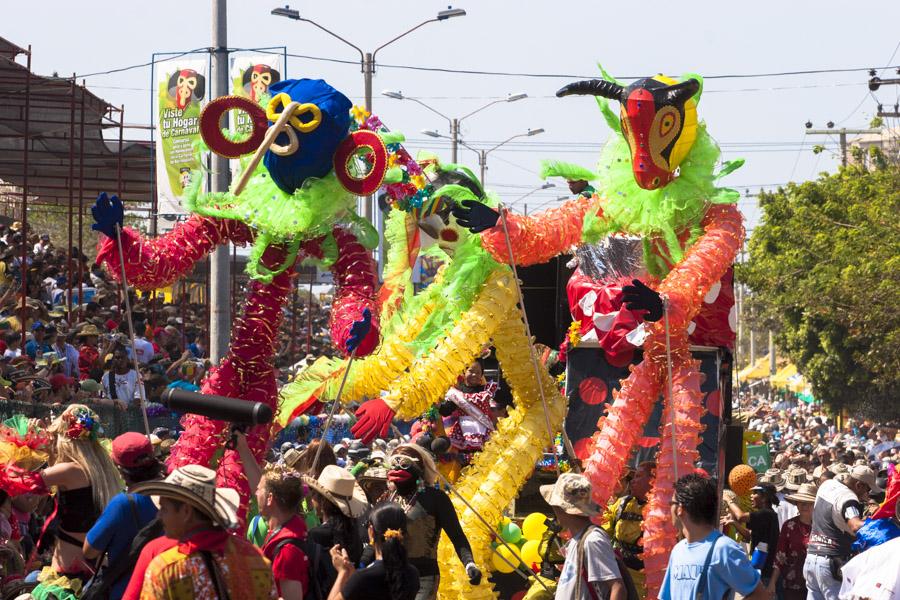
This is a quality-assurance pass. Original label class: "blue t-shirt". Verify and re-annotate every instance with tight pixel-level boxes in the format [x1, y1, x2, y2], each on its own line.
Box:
[85, 492, 158, 599]
[659, 531, 760, 600]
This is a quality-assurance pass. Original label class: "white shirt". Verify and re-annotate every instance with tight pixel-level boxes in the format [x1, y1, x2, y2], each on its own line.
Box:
[840, 536, 900, 600]
[775, 492, 799, 529]
[102, 369, 143, 405]
[128, 337, 155, 365]
[556, 526, 621, 600]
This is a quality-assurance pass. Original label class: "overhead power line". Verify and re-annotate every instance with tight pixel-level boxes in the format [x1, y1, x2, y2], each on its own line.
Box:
[71, 46, 899, 82]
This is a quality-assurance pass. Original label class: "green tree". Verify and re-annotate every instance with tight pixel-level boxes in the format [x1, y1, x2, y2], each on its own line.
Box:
[738, 164, 900, 419]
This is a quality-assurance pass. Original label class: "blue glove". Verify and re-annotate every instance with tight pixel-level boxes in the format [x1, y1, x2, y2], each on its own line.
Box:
[90, 193, 124, 239]
[345, 308, 372, 353]
[451, 200, 500, 234]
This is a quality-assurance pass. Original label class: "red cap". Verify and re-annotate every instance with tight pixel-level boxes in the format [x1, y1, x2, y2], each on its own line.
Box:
[105, 319, 118, 331]
[49, 373, 76, 392]
[111, 432, 155, 468]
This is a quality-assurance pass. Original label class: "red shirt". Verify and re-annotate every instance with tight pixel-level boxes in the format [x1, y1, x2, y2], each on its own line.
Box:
[78, 344, 99, 380]
[262, 515, 309, 595]
[121, 535, 178, 600]
[773, 516, 811, 591]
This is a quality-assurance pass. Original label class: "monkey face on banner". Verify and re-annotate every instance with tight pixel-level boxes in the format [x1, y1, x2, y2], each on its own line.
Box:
[243, 64, 281, 103]
[168, 69, 206, 110]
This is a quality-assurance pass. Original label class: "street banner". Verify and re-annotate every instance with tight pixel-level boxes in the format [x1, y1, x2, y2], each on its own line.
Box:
[229, 54, 283, 177]
[155, 58, 207, 222]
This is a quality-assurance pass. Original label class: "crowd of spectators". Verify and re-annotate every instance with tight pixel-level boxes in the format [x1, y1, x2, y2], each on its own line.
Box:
[0, 220, 335, 432]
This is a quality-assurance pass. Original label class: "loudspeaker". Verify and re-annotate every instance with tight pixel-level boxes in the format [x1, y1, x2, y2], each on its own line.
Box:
[518, 255, 574, 347]
[724, 424, 744, 476]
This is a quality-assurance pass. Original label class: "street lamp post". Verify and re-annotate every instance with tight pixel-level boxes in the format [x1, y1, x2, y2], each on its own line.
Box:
[423, 128, 545, 186]
[271, 5, 466, 221]
[509, 182, 555, 214]
[383, 91, 527, 164]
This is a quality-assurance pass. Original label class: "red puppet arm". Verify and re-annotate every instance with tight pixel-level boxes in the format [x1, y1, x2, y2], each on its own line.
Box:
[328, 226, 380, 357]
[653, 204, 744, 333]
[480, 195, 595, 266]
[96, 215, 253, 290]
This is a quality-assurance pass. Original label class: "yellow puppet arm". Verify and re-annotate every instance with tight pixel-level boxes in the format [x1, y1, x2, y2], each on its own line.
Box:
[383, 268, 517, 419]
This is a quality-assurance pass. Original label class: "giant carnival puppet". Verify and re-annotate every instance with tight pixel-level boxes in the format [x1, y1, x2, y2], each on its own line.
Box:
[89, 79, 383, 516]
[448, 69, 745, 596]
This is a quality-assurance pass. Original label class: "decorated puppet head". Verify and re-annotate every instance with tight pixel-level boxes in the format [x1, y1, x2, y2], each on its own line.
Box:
[414, 159, 485, 256]
[168, 69, 206, 110]
[193, 78, 386, 282]
[558, 75, 699, 190]
[243, 64, 281, 103]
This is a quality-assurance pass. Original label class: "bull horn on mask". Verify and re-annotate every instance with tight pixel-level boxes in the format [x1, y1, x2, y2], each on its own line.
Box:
[664, 78, 701, 104]
[556, 79, 626, 100]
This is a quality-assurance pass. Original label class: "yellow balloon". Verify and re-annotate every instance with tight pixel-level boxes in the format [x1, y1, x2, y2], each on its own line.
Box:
[521, 539, 542, 567]
[491, 544, 522, 574]
[522, 512, 549, 541]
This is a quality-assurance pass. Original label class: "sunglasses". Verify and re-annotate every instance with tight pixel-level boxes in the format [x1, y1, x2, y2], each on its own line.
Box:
[389, 454, 420, 469]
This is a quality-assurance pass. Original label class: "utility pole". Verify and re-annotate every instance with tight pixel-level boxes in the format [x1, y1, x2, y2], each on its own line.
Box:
[450, 118, 459, 163]
[209, 0, 231, 363]
[806, 125, 880, 167]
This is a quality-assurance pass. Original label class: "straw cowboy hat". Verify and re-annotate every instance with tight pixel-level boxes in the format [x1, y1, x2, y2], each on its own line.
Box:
[131, 465, 239, 529]
[302, 465, 369, 519]
[760, 468, 786, 492]
[76, 324, 102, 338]
[540, 472, 601, 517]
[783, 467, 809, 492]
[390, 443, 438, 485]
[785, 483, 818, 504]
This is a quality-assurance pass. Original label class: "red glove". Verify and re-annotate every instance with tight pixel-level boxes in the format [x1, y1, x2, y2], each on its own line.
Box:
[352, 398, 395, 444]
[0, 465, 48, 497]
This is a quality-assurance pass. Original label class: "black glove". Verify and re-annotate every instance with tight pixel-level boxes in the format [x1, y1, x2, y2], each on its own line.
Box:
[451, 200, 500, 234]
[465, 562, 482, 586]
[437, 400, 456, 417]
[622, 279, 663, 322]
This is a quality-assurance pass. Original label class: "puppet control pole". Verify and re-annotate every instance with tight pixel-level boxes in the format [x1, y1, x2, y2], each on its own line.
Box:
[313, 349, 357, 468]
[662, 296, 679, 481]
[496, 204, 561, 475]
[113, 223, 153, 439]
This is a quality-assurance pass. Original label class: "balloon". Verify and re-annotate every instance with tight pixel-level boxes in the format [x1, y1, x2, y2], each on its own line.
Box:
[522, 512, 549, 541]
[521, 539, 542, 567]
[499, 522, 522, 544]
[491, 544, 521, 574]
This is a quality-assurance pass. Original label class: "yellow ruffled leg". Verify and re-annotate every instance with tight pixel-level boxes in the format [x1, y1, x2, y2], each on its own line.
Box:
[437, 306, 566, 599]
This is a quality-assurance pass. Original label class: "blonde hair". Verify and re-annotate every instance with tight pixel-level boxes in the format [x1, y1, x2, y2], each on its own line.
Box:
[48, 405, 122, 510]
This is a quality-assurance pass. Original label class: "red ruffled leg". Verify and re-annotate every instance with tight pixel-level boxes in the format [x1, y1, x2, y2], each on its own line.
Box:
[168, 243, 295, 522]
[642, 356, 705, 598]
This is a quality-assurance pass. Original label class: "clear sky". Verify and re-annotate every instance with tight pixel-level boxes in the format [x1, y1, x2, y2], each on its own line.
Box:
[6, 0, 900, 230]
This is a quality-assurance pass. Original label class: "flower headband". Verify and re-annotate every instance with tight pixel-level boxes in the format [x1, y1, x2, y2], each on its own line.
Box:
[62, 406, 101, 441]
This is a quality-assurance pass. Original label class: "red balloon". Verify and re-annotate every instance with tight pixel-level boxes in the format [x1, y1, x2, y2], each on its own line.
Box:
[578, 377, 608, 405]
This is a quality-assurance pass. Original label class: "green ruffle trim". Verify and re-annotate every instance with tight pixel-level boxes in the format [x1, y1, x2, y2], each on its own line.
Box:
[540, 160, 598, 182]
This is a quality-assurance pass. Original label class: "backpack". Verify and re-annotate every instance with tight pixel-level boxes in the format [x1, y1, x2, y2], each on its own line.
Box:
[576, 525, 640, 600]
[81, 513, 165, 600]
[274, 537, 336, 600]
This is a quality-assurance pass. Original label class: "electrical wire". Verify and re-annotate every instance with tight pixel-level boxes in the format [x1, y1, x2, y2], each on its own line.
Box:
[74, 46, 899, 82]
